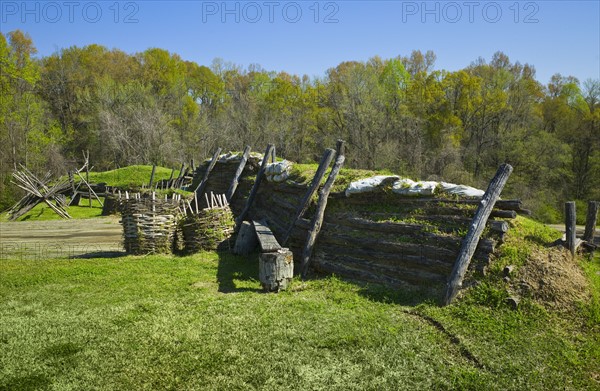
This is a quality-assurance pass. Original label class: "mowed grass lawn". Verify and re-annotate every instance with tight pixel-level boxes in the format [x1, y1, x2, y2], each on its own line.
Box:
[1, 251, 599, 390]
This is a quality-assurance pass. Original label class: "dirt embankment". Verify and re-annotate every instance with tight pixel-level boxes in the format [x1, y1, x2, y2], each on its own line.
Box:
[516, 246, 591, 310]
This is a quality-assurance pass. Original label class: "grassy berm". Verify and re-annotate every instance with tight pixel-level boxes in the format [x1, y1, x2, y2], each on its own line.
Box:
[1, 214, 599, 390]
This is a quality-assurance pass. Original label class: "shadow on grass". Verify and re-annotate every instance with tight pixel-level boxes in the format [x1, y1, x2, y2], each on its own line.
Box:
[355, 282, 444, 307]
[216, 250, 263, 293]
[71, 251, 127, 259]
[298, 267, 445, 307]
[0, 373, 51, 391]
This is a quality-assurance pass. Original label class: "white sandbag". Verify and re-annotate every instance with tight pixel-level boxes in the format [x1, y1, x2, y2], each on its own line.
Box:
[265, 160, 293, 182]
[266, 160, 292, 175]
[440, 182, 485, 198]
[392, 179, 438, 196]
[274, 160, 292, 175]
[216, 152, 242, 163]
[345, 176, 400, 197]
[272, 172, 289, 182]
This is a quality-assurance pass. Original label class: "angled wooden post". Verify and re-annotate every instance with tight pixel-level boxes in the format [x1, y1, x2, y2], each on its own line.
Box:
[148, 164, 157, 189]
[194, 147, 222, 207]
[173, 163, 185, 188]
[178, 166, 189, 189]
[300, 140, 345, 278]
[444, 163, 513, 305]
[583, 201, 598, 243]
[565, 201, 576, 257]
[226, 145, 251, 201]
[235, 144, 275, 230]
[281, 148, 335, 245]
[74, 169, 103, 207]
[85, 150, 91, 207]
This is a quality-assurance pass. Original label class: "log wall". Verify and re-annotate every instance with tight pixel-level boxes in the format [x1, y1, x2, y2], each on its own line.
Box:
[189, 158, 521, 289]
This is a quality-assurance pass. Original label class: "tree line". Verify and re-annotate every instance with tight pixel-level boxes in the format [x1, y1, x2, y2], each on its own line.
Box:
[1, 30, 598, 222]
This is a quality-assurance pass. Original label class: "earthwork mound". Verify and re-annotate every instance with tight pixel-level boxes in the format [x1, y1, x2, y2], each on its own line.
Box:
[517, 246, 590, 310]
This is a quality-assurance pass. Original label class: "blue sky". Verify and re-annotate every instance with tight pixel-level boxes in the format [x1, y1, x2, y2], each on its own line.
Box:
[1, 0, 599, 84]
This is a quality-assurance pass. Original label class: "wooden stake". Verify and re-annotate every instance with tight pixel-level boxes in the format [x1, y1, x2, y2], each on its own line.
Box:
[583, 201, 598, 243]
[194, 147, 222, 196]
[174, 163, 185, 189]
[282, 148, 335, 245]
[226, 146, 251, 201]
[300, 140, 346, 278]
[211, 191, 217, 209]
[444, 163, 513, 305]
[235, 144, 275, 230]
[85, 150, 91, 208]
[565, 201, 576, 257]
[149, 164, 157, 189]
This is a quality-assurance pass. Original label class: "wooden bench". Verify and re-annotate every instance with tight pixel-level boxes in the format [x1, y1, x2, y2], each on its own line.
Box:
[253, 220, 282, 252]
[233, 220, 293, 292]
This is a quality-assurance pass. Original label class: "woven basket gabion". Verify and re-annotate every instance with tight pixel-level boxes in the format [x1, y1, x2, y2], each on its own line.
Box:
[119, 197, 182, 255]
[179, 206, 235, 253]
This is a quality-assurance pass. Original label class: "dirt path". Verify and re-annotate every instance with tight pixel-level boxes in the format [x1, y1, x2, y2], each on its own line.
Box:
[0, 217, 124, 260]
[547, 224, 599, 245]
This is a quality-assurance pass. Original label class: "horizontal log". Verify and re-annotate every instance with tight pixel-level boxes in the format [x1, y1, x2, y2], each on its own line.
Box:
[253, 207, 293, 232]
[329, 194, 526, 212]
[319, 253, 448, 283]
[317, 229, 493, 262]
[270, 194, 299, 212]
[315, 232, 456, 262]
[340, 213, 509, 234]
[292, 217, 495, 262]
[316, 244, 454, 274]
[320, 215, 434, 236]
[313, 253, 447, 285]
[416, 215, 508, 234]
[273, 181, 308, 190]
[315, 216, 495, 250]
[490, 209, 517, 219]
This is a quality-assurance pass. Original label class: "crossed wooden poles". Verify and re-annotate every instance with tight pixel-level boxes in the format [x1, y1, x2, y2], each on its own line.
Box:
[8, 166, 72, 220]
[69, 150, 103, 208]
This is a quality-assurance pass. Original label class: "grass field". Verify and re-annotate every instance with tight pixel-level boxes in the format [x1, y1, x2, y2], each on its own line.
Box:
[1, 199, 105, 222]
[1, 163, 599, 389]
[1, 248, 599, 390]
[83, 165, 179, 190]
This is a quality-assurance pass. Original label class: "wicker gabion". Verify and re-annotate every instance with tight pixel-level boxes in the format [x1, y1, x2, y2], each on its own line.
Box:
[180, 206, 235, 253]
[118, 194, 182, 255]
